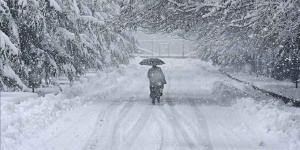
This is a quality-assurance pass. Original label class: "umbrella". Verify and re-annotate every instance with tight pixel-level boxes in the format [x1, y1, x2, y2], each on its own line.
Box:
[139, 58, 165, 66]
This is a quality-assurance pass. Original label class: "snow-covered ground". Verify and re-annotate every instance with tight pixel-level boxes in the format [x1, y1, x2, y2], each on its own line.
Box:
[228, 72, 300, 102]
[1, 58, 300, 150]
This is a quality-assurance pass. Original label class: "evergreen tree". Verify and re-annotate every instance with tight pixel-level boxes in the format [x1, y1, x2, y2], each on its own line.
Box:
[0, 0, 137, 91]
[119, 0, 300, 87]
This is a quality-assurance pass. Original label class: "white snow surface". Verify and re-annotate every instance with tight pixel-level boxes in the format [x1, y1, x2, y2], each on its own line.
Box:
[49, 0, 62, 12]
[230, 72, 300, 101]
[1, 58, 300, 150]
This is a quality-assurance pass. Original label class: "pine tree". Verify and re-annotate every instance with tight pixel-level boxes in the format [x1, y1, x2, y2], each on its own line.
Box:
[0, 0, 137, 91]
[119, 0, 300, 86]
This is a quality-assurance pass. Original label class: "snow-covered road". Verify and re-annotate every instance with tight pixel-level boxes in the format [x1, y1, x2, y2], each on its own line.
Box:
[2, 58, 300, 150]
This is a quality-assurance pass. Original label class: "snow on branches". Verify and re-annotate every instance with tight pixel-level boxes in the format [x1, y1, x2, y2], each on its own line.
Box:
[118, 0, 300, 87]
[0, 0, 137, 91]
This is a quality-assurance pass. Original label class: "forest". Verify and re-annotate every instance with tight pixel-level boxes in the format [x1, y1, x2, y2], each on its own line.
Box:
[0, 0, 137, 91]
[119, 0, 300, 87]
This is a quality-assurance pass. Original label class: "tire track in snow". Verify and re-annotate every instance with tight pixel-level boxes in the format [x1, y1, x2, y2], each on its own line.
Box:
[152, 108, 166, 150]
[43, 105, 102, 144]
[165, 102, 197, 150]
[160, 102, 196, 150]
[125, 105, 153, 149]
[83, 101, 133, 150]
[156, 105, 183, 149]
[189, 99, 213, 150]
[22, 105, 107, 150]
[167, 103, 212, 150]
[108, 101, 136, 150]
[168, 104, 199, 132]
[82, 102, 118, 150]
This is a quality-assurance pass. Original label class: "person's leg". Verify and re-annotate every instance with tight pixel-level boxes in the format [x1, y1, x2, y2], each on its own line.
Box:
[150, 85, 155, 105]
[159, 85, 164, 96]
[154, 86, 161, 104]
[152, 98, 155, 105]
[150, 85, 154, 95]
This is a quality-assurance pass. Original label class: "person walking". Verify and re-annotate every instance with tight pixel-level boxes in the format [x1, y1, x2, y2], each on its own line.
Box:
[140, 58, 166, 105]
[147, 65, 166, 104]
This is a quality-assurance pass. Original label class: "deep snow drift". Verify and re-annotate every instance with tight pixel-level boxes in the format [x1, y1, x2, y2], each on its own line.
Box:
[1, 57, 300, 150]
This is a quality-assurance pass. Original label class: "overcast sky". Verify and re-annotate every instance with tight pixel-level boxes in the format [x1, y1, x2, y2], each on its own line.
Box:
[134, 31, 197, 55]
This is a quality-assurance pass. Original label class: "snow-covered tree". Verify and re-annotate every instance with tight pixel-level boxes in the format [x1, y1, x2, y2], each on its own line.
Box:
[119, 0, 300, 86]
[0, 0, 137, 91]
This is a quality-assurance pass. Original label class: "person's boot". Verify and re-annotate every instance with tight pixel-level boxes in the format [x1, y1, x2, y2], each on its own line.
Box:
[152, 98, 155, 105]
[157, 97, 160, 103]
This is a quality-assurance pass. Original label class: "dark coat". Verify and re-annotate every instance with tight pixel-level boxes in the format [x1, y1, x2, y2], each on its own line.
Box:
[147, 66, 166, 86]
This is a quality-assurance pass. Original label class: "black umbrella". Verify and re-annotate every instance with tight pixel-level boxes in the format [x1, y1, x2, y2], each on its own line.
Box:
[139, 58, 165, 66]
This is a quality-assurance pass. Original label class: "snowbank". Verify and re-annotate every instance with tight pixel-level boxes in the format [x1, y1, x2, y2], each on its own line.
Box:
[0, 60, 147, 150]
[1, 73, 103, 150]
[1, 92, 83, 150]
[232, 98, 300, 150]
[230, 72, 300, 102]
